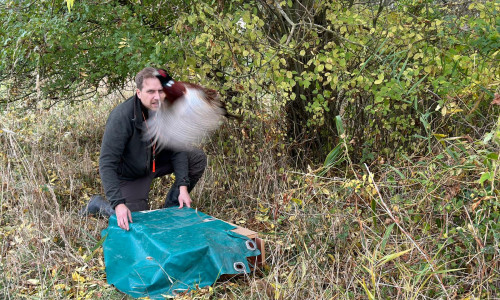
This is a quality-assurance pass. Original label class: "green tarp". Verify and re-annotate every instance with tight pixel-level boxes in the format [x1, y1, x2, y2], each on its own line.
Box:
[101, 207, 260, 299]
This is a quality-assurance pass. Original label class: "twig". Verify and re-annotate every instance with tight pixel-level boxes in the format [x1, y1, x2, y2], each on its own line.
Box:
[272, 0, 296, 46]
[272, 0, 366, 49]
[310, 23, 367, 49]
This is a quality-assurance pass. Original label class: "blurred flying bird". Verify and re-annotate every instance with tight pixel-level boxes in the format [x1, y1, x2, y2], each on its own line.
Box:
[143, 68, 235, 150]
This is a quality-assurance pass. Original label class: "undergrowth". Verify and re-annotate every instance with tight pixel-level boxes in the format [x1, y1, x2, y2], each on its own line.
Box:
[0, 93, 498, 299]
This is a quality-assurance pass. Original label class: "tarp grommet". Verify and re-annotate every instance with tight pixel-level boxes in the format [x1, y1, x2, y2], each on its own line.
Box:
[233, 262, 246, 273]
[246, 240, 257, 251]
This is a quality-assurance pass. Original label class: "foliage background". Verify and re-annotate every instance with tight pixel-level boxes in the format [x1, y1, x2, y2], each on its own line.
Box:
[1, 0, 499, 299]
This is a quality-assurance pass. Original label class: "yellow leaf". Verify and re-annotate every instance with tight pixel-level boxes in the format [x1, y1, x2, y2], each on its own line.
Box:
[287, 269, 294, 287]
[54, 283, 67, 290]
[359, 278, 374, 300]
[433, 133, 447, 139]
[441, 106, 447, 116]
[374, 73, 384, 85]
[65, 0, 75, 12]
[449, 108, 463, 115]
[72, 271, 86, 283]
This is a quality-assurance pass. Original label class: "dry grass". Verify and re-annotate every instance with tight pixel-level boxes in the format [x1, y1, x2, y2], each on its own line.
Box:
[0, 94, 498, 299]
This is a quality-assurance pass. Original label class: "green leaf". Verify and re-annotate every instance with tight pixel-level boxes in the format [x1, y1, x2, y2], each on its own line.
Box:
[380, 223, 395, 253]
[377, 249, 411, 266]
[387, 165, 406, 180]
[478, 172, 492, 185]
[335, 115, 345, 136]
[486, 152, 499, 160]
[483, 132, 494, 143]
[323, 143, 343, 168]
[407, 75, 428, 95]
[84, 233, 108, 263]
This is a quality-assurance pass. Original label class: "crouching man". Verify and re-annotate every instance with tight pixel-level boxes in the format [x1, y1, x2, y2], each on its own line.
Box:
[81, 67, 207, 230]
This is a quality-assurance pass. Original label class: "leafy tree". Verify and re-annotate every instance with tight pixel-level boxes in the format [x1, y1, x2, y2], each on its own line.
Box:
[0, 0, 191, 106]
[1, 0, 498, 164]
[172, 0, 498, 163]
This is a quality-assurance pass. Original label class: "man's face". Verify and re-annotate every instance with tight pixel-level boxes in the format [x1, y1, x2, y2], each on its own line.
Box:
[137, 77, 165, 111]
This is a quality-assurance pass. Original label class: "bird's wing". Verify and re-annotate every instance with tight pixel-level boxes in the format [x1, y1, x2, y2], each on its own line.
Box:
[145, 87, 225, 151]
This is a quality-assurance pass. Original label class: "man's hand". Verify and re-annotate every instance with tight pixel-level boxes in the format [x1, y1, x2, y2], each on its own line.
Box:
[178, 186, 192, 208]
[115, 203, 133, 231]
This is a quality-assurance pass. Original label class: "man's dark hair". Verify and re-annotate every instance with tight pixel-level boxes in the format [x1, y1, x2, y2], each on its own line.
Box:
[135, 67, 157, 90]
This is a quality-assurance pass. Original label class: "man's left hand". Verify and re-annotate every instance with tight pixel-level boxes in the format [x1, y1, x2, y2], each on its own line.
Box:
[178, 186, 192, 208]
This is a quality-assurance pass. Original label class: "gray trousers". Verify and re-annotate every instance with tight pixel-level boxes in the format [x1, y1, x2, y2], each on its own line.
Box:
[119, 149, 207, 212]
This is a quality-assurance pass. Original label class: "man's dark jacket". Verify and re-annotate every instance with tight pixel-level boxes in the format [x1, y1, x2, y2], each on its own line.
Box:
[99, 95, 189, 209]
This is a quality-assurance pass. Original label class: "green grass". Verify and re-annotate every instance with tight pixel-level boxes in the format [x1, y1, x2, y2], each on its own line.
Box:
[0, 93, 498, 299]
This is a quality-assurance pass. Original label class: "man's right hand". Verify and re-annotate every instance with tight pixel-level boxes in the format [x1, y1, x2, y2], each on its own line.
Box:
[115, 204, 133, 231]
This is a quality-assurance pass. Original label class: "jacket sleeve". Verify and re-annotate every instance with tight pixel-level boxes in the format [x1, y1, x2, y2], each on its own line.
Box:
[170, 151, 190, 187]
[99, 109, 132, 209]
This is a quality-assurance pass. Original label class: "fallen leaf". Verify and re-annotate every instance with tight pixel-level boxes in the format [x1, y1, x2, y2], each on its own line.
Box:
[471, 200, 482, 212]
[27, 279, 40, 285]
[54, 283, 67, 290]
[491, 93, 500, 106]
[72, 271, 86, 283]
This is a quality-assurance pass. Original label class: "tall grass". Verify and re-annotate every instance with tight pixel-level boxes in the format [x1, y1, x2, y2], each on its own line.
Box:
[0, 93, 498, 299]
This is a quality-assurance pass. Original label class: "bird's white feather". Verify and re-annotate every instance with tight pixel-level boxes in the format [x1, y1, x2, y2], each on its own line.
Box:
[145, 87, 225, 150]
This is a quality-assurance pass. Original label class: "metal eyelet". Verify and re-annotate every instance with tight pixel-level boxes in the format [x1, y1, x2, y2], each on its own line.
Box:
[233, 262, 246, 273]
[246, 240, 257, 251]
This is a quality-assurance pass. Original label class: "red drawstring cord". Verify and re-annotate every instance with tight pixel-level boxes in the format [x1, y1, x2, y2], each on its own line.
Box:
[142, 111, 156, 173]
